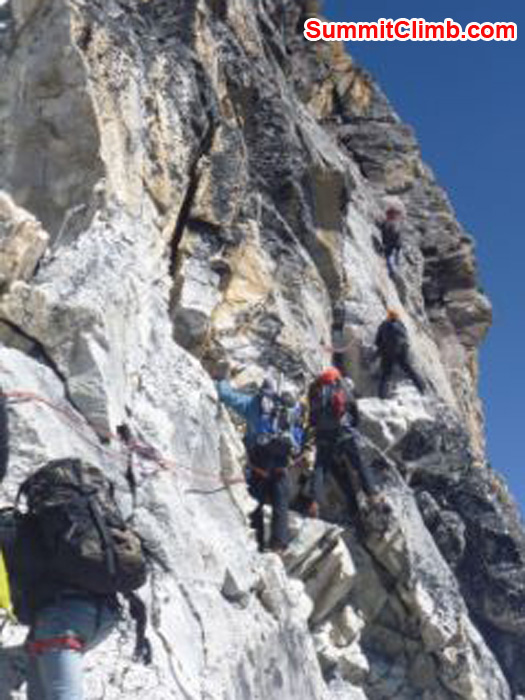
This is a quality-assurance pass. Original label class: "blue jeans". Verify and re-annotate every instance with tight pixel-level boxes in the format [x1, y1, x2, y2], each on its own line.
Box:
[386, 246, 401, 277]
[27, 596, 120, 700]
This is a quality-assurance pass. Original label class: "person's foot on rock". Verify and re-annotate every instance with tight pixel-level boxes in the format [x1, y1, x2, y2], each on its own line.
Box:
[307, 501, 319, 519]
[268, 540, 288, 555]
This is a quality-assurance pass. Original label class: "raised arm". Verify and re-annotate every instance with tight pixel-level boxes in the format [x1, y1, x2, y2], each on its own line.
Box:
[216, 380, 255, 420]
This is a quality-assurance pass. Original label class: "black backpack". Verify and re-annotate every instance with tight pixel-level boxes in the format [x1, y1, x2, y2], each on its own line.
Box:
[16, 458, 147, 596]
[309, 379, 353, 433]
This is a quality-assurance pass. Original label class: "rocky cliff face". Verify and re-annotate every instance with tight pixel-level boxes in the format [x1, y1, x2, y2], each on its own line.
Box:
[0, 1, 523, 699]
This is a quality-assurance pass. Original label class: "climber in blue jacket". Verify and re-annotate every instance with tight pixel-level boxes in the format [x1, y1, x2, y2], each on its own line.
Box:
[216, 374, 305, 553]
[216, 378, 271, 452]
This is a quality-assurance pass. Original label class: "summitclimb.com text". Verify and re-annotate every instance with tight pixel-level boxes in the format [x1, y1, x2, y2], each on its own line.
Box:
[304, 18, 517, 42]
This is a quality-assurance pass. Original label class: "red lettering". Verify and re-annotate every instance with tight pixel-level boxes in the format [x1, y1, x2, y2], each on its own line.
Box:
[496, 23, 517, 41]
[322, 22, 336, 41]
[304, 17, 516, 44]
[338, 24, 357, 41]
[394, 20, 410, 41]
[425, 23, 445, 40]
[481, 24, 494, 40]
[445, 19, 461, 40]
[467, 23, 481, 40]
[304, 18, 321, 41]
[359, 24, 379, 40]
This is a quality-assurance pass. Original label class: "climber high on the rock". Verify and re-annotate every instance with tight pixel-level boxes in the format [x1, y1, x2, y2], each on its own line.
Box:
[215, 366, 305, 553]
[375, 309, 425, 399]
[305, 367, 378, 521]
[330, 301, 348, 375]
[379, 205, 404, 277]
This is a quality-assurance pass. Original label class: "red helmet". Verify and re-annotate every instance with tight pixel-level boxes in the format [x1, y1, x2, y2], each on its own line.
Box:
[319, 367, 342, 385]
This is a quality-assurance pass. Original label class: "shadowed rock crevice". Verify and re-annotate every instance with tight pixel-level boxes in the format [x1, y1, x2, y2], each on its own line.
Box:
[168, 116, 218, 281]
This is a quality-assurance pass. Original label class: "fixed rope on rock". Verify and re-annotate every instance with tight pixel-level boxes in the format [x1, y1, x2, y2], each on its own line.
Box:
[4, 390, 245, 491]
[321, 339, 354, 354]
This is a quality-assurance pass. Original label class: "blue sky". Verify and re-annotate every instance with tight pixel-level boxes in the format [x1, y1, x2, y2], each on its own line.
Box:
[322, 1, 525, 510]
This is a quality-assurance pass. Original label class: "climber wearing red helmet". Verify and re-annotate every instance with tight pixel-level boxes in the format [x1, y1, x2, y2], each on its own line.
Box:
[319, 367, 342, 384]
[305, 367, 377, 520]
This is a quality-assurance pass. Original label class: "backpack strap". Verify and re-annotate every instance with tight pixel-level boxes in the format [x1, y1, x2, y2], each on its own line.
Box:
[124, 591, 152, 665]
[339, 378, 359, 427]
[125, 454, 138, 511]
[14, 477, 32, 511]
[71, 461, 117, 580]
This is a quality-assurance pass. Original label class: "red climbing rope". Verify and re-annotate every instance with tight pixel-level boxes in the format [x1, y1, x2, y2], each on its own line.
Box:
[4, 390, 246, 490]
[320, 340, 354, 354]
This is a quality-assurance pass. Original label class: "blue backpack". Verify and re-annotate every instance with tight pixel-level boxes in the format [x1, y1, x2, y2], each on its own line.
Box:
[254, 391, 303, 458]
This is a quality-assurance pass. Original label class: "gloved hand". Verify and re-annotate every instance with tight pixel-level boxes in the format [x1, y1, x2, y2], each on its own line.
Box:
[210, 359, 230, 381]
[296, 443, 315, 473]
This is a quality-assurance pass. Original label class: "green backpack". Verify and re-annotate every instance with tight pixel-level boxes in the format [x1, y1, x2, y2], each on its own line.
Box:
[0, 459, 152, 663]
[16, 458, 147, 596]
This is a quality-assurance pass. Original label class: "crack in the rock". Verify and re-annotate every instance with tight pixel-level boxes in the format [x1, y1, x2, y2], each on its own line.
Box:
[149, 575, 198, 700]
[168, 64, 219, 279]
[0, 316, 66, 381]
[178, 581, 210, 671]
